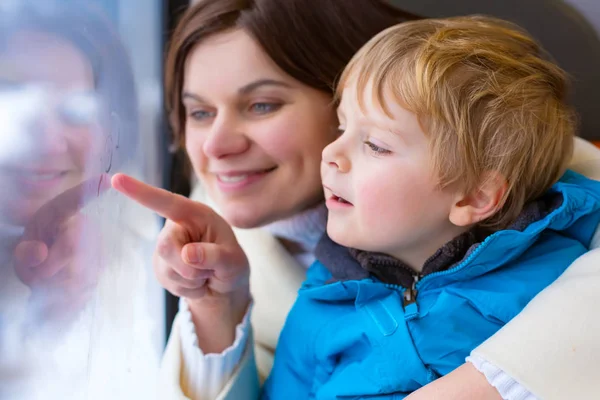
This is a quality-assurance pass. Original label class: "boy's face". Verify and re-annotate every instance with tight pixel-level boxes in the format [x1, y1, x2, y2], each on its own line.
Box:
[321, 82, 465, 269]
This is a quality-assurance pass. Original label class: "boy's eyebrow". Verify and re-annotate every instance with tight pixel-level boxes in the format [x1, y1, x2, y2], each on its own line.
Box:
[387, 127, 406, 136]
[336, 102, 409, 140]
[355, 116, 395, 133]
[386, 126, 412, 143]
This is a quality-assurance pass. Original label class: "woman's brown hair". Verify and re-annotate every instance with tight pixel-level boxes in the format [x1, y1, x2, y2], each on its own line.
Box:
[164, 0, 420, 146]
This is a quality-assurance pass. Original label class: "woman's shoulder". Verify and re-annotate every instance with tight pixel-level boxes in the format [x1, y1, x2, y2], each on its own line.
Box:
[570, 138, 600, 181]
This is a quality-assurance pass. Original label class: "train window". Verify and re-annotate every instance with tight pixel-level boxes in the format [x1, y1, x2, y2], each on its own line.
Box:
[0, 0, 165, 398]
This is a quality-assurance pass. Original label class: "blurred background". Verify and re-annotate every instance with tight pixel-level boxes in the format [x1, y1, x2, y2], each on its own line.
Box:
[0, 0, 598, 398]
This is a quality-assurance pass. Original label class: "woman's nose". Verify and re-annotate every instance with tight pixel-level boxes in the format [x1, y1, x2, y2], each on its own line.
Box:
[202, 114, 250, 159]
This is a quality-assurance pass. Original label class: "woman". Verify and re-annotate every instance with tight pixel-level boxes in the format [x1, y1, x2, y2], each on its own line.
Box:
[0, 2, 159, 399]
[113, 0, 600, 399]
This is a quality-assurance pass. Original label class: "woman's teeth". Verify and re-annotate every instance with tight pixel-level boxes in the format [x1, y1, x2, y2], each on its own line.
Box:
[217, 167, 276, 183]
[218, 174, 248, 183]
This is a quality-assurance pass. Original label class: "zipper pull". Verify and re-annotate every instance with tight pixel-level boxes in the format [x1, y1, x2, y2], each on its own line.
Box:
[403, 275, 420, 307]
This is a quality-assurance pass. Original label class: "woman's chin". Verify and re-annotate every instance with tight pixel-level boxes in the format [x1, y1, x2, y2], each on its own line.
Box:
[220, 206, 269, 230]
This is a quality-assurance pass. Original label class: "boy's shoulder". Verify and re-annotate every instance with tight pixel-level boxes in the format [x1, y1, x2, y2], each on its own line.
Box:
[444, 171, 600, 277]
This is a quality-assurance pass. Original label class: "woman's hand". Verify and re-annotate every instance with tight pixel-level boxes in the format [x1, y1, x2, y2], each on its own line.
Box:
[14, 175, 110, 328]
[405, 363, 503, 400]
[111, 173, 251, 353]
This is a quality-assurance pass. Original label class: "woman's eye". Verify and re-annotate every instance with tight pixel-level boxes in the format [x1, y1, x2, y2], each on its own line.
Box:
[189, 110, 215, 121]
[364, 140, 391, 155]
[249, 102, 281, 114]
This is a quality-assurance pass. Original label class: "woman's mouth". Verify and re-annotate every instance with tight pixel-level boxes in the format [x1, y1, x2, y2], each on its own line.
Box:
[215, 167, 277, 191]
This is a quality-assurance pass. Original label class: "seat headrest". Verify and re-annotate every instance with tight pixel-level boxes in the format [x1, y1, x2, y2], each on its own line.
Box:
[391, 0, 600, 141]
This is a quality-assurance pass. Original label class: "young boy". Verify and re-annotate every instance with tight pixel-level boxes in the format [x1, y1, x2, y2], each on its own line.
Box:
[262, 16, 600, 399]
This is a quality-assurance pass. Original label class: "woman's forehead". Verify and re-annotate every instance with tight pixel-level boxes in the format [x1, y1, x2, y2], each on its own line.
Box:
[182, 29, 293, 95]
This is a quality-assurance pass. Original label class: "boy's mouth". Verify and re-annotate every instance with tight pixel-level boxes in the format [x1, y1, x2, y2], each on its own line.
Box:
[331, 194, 352, 205]
[323, 185, 353, 207]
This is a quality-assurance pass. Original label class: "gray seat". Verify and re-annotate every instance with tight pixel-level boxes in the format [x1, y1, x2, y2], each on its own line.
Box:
[391, 0, 600, 141]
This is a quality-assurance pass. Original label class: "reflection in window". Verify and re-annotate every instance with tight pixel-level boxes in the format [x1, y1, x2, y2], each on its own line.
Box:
[0, 1, 163, 398]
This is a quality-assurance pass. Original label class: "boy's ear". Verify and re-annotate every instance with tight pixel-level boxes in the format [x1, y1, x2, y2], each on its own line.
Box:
[449, 172, 508, 227]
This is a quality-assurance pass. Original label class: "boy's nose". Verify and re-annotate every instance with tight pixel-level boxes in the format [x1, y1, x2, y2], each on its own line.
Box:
[322, 140, 350, 173]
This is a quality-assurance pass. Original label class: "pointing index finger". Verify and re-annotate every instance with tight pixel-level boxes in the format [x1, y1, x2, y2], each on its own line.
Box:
[111, 173, 202, 224]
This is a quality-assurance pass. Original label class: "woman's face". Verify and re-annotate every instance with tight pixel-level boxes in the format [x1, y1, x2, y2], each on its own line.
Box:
[182, 29, 337, 228]
[0, 31, 102, 226]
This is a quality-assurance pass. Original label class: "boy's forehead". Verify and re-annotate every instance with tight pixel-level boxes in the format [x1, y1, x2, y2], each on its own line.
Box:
[337, 84, 383, 117]
[338, 83, 415, 129]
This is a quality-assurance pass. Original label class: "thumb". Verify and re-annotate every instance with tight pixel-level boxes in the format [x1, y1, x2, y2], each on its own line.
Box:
[181, 242, 248, 277]
[14, 240, 49, 268]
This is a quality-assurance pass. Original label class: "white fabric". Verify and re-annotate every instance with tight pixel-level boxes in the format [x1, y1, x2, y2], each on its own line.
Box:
[467, 355, 538, 400]
[158, 312, 259, 400]
[179, 299, 251, 400]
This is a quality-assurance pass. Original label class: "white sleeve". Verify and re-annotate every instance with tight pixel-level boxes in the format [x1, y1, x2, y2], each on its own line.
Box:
[467, 354, 538, 400]
[178, 298, 252, 400]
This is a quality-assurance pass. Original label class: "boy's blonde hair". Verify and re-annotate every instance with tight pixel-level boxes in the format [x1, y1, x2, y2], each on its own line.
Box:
[338, 16, 575, 230]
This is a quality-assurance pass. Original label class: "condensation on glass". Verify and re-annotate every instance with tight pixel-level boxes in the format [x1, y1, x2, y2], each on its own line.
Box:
[0, 1, 164, 398]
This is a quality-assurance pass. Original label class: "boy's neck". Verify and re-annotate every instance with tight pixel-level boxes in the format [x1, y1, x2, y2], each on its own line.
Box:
[385, 224, 472, 273]
[349, 227, 488, 285]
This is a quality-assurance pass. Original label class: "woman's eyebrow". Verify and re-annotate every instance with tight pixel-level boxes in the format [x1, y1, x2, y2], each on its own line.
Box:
[181, 78, 292, 103]
[181, 91, 205, 103]
[238, 79, 292, 94]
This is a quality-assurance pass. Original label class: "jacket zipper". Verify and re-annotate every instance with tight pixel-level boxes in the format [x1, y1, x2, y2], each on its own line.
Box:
[415, 234, 496, 292]
[402, 274, 420, 307]
[384, 233, 496, 307]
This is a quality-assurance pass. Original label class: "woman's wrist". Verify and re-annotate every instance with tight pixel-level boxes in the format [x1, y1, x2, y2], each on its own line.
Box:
[405, 363, 503, 400]
[186, 286, 251, 354]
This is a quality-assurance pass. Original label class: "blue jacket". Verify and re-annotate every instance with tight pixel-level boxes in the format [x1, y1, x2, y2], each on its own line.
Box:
[262, 171, 600, 399]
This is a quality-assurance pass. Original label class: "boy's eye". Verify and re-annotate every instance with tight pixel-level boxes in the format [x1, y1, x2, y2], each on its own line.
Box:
[364, 140, 391, 155]
[249, 102, 281, 114]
